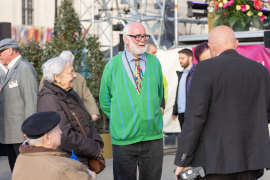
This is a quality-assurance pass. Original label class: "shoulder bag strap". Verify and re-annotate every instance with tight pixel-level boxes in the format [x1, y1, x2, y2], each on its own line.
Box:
[70, 110, 87, 137]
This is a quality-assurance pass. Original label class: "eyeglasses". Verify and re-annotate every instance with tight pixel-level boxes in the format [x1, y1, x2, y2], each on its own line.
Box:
[127, 34, 150, 41]
[62, 69, 75, 76]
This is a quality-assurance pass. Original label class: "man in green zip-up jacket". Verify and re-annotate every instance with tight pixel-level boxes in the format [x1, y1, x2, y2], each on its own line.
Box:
[100, 22, 164, 180]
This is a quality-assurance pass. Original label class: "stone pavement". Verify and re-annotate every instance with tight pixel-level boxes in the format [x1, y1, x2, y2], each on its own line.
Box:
[1, 154, 270, 180]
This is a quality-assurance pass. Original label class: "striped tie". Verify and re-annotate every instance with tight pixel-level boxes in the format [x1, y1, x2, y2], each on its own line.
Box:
[134, 58, 143, 94]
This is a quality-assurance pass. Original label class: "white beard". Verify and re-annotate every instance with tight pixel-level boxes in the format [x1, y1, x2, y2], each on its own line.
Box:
[129, 40, 148, 55]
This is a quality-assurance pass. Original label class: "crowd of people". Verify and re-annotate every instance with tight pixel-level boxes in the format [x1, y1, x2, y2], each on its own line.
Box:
[0, 22, 270, 180]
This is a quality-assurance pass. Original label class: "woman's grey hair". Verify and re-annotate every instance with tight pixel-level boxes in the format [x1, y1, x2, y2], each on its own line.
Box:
[60, 51, 75, 63]
[27, 137, 44, 146]
[42, 57, 72, 83]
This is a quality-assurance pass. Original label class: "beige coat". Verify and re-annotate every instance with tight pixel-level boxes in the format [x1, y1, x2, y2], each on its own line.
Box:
[12, 147, 95, 180]
[39, 72, 100, 116]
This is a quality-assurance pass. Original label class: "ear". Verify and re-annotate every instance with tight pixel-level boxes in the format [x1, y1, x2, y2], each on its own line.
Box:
[208, 42, 214, 53]
[189, 56, 193, 63]
[235, 39, 239, 48]
[43, 133, 50, 145]
[124, 35, 129, 45]
[8, 48, 13, 56]
[54, 74, 61, 83]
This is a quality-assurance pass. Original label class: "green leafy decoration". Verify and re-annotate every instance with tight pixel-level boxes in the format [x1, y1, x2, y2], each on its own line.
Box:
[229, 14, 240, 27]
[20, 0, 107, 133]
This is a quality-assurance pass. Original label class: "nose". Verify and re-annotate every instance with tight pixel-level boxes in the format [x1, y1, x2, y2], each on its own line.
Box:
[73, 72, 77, 78]
[140, 36, 147, 42]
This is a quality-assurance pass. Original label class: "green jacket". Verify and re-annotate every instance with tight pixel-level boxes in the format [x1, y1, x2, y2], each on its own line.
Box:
[99, 52, 164, 145]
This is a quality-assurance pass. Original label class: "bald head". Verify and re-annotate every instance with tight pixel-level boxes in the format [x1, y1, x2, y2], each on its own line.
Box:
[208, 25, 238, 57]
[146, 43, 157, 56]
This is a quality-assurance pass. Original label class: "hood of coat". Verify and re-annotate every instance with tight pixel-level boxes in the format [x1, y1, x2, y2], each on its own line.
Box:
[39, 80, 68, 100]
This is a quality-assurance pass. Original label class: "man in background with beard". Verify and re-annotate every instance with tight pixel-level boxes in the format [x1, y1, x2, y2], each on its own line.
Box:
[99, 22, 164, 180]
[171, 49, 194, 130]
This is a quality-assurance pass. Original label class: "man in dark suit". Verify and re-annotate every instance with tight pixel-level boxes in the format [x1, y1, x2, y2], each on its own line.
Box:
[0, 39, 38, 171]
[174, 25, 270, 180]
[171, 49, 194, 130]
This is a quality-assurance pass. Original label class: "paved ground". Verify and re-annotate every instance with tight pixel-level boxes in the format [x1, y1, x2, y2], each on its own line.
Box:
[1, 154, 270, 180]
[1, 134, 270, 180]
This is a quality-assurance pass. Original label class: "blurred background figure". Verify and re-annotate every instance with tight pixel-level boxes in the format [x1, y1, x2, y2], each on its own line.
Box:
[146, 43, 165, 115]
[39, 50, 100, 121]
[185, 42, 211, 96]
[12, 111, 95, 180]
[146, 42, 157, 57]
[0, 38, 38, 172]
[194, 42, 211, 62]
[37, 57, 104, 177]
[171, 49, 194, 130]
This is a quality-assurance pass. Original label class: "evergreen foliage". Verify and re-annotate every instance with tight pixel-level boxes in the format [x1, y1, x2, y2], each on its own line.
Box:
[20, 0, 107, 133]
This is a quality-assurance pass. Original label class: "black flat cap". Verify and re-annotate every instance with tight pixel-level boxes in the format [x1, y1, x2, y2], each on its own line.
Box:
[21, 111, 61, 139]
[0, 38, 19, 51]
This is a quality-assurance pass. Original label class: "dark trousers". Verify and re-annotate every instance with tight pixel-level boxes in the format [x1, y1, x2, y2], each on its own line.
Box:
[5, 143, 21, 172]
[178, 113, 185, 130]
[206, 170, 258, 180]
[113, 138, 163, 180]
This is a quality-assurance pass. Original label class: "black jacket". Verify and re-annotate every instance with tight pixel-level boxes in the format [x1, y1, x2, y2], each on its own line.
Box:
[172, 70, 192, 115]
[37, 80, 104, 166]
[160, 88, 165, 109]
[174, 50, 270, 175]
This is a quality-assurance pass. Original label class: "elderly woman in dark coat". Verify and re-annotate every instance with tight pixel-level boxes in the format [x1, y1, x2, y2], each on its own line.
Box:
[37, 57, 104, 174]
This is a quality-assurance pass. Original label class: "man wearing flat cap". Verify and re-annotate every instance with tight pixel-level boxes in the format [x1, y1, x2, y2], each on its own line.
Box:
[12, 111, 95, 180]
[0, 38, 38, 171]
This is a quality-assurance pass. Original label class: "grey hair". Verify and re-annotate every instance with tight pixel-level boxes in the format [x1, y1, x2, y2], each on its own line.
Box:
[60, 51, 75, 63]
[122, 23, 132, 42]
[42, 57, 72, 83]
[123, 23, 131, 37]
[27, 137, 44, 146]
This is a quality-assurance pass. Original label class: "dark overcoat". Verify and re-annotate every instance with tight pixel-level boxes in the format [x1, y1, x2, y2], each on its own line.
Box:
[37, 80, 104, 166]
[175, 50, 270, 176]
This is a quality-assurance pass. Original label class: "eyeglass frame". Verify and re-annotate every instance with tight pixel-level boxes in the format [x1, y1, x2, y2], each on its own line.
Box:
[127, 34, 150, 41]
[62, 69, 75, 76]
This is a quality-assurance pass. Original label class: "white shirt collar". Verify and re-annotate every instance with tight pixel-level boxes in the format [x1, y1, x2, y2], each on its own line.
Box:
[7, 55, 21, 70]
[183, 64, 193, 73]
[0, 63, 8, 73]
[217, 50, 226, 56]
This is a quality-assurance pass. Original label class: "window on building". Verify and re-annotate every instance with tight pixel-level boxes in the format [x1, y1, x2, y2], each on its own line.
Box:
[22, 0, 33, 25]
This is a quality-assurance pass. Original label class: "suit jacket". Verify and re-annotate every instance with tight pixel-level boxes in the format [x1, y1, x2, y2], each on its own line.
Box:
[172, 68, 193, 115]
[174, 50, 270, 175]
[0, 64, 6, 89]
[39, 73, 100, 116]
[0, 57, 38, 144]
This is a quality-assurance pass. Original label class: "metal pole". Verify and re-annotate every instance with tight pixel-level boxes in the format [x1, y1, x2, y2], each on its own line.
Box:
[78, 0, 81, 19]
[54, 0, 58, 36]
[96, 1, 99, 36]
[55, 0, 58, 21]
[174, 0, 178, 48]
[157, 0, 166, 49]
[92, 0, 95, 34]
[110, 0, 113, 59]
